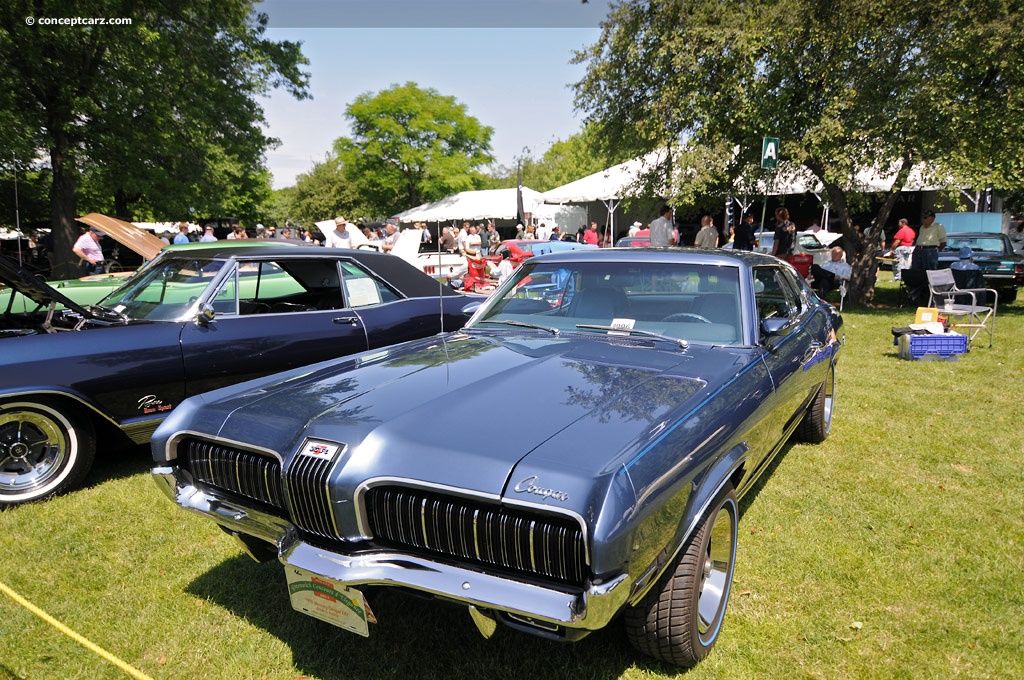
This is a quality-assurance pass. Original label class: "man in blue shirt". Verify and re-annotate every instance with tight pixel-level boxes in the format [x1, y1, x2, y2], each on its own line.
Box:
[173, 222, 190, 244]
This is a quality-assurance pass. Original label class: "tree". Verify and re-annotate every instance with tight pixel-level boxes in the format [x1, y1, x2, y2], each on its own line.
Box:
[491, 125, 632, 192]
[0, 1, 309, 276]
[289, 154, 358, 228]
[574, 0, 1024, 305]
[334, 82, 494, 217]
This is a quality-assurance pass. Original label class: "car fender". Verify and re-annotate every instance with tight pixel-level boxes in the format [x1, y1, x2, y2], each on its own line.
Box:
[626, 442, 749, 606]
[0, 385, 122, 429]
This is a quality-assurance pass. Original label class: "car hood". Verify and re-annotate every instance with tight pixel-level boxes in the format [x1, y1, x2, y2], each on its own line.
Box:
[0, 252, 96, 317]
[174, 332, 754, 506]
[78, 213, 166, 262]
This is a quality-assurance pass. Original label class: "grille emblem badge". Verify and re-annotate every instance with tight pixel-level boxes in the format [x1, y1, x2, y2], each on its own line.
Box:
[300, 440, 341, 461]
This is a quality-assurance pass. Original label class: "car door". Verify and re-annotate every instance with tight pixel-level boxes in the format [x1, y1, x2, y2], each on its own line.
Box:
[179, 257, 370, 396]
[752, 265, 823, 448]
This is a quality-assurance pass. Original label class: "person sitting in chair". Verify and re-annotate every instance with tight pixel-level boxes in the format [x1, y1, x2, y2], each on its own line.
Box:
[811, 246, 852, 299]
[950, 245, 984, 290]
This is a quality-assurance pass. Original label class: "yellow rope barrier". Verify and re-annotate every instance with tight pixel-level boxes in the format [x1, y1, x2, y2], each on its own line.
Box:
[0, 579, 155, 680]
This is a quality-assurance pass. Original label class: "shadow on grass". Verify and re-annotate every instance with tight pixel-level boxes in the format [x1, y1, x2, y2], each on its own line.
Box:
[737, 440, 796, 518]
[83, 443, 152, 488]
[188, 555, 679, 679]
[0, 664, 25, 680]
[849, 279, 1023, 317]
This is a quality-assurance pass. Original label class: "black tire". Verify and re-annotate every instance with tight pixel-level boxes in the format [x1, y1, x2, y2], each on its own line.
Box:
[999, 287, 1016, 304]
[0, 399, 96, 506]
[625, 485, 738, 667]
[796, 361, 835, 444]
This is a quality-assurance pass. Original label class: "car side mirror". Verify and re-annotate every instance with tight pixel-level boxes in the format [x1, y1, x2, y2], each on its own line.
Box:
[195, 302, 216, 326]
[761, 317, 789, 336]
[462, 301, 482, 317]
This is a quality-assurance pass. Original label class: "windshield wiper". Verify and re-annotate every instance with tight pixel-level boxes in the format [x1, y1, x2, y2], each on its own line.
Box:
[476, 319, 560, 335]
[576, 324, 689, 350]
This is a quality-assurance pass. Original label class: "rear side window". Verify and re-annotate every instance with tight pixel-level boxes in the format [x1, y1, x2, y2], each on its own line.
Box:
[340, 260, 401, 307]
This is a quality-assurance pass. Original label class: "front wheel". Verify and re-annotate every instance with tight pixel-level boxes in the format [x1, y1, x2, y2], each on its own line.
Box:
[625, 485, 739, 667]
[796, 361, 835, 443]
[0, 400, 96, 506]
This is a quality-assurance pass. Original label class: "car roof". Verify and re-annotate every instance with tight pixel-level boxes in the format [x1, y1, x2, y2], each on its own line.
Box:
[945, 232, 1008, 239]
[161, 240, 305, 255]
[156, 243, 463, 299]
[526, 246, 778, 268]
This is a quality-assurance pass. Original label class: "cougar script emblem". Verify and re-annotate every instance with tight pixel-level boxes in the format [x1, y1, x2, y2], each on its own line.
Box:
[514, 476, 569, 502]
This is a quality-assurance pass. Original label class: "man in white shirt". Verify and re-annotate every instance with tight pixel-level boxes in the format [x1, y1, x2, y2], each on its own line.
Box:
[72, 227, 105, 274]
[200, 225, 217, 242]
[457, 222, 472, 253]
[381, 220, 401, 253]
[465, 225, 483, 257]
[649, 205, 676, 247]
[495, 249, 515, 284]
[811, 246, 852, 298]
[325, 216, 355, 249]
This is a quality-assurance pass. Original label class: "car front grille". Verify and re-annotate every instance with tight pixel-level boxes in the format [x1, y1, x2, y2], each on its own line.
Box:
[284, 454, 337, 539]
[178, 438, 285, 511]
[365, 486, 588, 588]
[178, 437, 338, 538]
[178, 440, 588, 587]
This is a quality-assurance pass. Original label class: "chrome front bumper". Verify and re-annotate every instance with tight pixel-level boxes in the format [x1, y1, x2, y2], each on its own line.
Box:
[153, 466, 631, 635]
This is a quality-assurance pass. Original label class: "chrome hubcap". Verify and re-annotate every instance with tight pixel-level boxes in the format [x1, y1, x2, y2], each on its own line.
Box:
[697, 500, 736, 639]
[823, 367, 835, 431]
[0, 409, 68, 493]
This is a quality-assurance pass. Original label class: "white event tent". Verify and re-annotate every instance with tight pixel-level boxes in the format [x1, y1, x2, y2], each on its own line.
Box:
[540, 151, 666, 241]
[395, 187, 585, 233]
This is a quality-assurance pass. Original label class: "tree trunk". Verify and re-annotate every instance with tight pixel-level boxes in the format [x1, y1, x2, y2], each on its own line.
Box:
[811, 155, 913, 308]
[48, 138, 79, 280]
[114, 188, 136, 221]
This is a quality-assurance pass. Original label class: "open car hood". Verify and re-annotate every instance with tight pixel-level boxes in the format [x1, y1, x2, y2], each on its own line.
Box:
[0, 252, 96, 317]
[77, 213, 165, 262]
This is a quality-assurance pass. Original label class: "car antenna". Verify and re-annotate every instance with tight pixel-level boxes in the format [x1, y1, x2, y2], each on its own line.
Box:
[433, 220, 446, 334]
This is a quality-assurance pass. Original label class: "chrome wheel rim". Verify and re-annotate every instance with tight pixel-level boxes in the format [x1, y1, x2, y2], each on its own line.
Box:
[822, 366, 836, 434]
[697, 498, 737, 641]
[0, 407, 70, 494]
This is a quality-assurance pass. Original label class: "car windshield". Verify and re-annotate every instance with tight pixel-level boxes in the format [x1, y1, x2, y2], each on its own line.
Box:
[797, 234, 826, 250]
[945, 237, 1006, 254]
[470, 260, 743, 345]
[99, 257, 226, 320]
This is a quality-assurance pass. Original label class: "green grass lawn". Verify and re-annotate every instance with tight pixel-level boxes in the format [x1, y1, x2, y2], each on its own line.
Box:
[2, 281, 1023, 679]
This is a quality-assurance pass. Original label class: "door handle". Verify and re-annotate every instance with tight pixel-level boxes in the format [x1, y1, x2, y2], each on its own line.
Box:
[334, 316, 359, 325]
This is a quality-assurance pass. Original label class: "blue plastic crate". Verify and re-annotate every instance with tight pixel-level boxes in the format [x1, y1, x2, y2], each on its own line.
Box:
[899, 333, 968, 360]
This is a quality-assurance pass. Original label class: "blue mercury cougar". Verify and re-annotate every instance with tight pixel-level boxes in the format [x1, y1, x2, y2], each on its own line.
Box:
[152, 248, 841, 667]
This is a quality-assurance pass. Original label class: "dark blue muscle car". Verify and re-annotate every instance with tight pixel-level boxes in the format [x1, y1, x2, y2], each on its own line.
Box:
[0, 245, 476, 506]
[152, 248, 842, 667]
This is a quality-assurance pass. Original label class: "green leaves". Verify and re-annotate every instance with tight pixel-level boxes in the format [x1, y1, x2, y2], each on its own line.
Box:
[333, 82, 494, 217]
[574, 0, 1024, 305]
[0, 0, 310, 269]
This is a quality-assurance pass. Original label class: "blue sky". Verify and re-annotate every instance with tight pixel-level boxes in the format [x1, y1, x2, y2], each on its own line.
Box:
[254, 0, 612, 189]
[260, 26, 600, 189]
